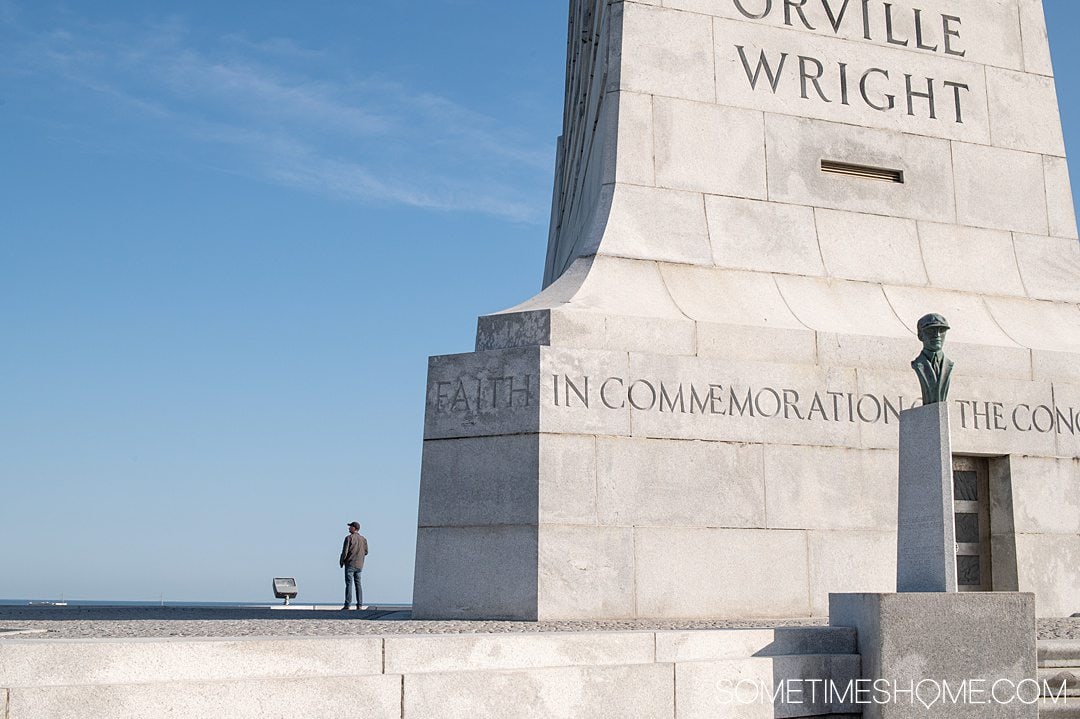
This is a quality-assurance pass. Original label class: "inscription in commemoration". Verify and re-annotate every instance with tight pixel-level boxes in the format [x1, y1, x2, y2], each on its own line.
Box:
[428, 373, 1080, 436]
[732, 0, 971, 123]
[547, 375, 1080, 435]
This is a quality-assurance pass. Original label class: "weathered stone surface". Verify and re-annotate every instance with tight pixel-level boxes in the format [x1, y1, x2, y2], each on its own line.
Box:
[660, 266, 817, 364]
[538, 434, 598, 525]
[635, 527, 811, 618]
[764, 445, 896, 532]
[598, 313, 697, 356]
[1013, 234, 1080, 303]
[830, 592, 1039, 718]
[676, 654, 861, 719]
[773, 275, 915, 372]
[476, 310, 550, 352]
[816, 210, 926, 286]
[917, 222, 1025, 296]
[986, 296, 1080, 356]
[613, 91, 654, 186]
[655, 627, 855, 663]
[7, 676, 402, 719]
[808, 530, 897, 616]
[601, 184, 713, 265]
[418, 436, 538, 527]
[596, 437, 765, 528]
[0, 637, 383, 687]
[619, 2, 713, 102]
[765, 114, 956, 222]
[1020, 0, 1055, 75]
[1006, 457, 1080, 535]
[986, 66, 1066, 156]
[952, 141, 1049, 235]
[1034, 347, 1080, 385]
[653, 97, 767, 199]
[537, 525, 636, 620]
[1050, 382, 1080, 458]
[413, 526, 538, 621]
[697, 322, 817, 365]
[706, 195, 823, 275]
[1014, 534, 1080, 618]
[383, 632, 654, 675]
[1044, 156, 1079, 239]
[9, 605, 1080, 640]
[402, 663, 675, 719]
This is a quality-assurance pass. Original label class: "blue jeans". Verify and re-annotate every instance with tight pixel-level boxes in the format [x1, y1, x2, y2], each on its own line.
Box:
[344, 567, 363, 607]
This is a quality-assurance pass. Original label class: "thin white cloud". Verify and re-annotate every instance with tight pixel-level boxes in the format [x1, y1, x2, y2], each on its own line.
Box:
[0, 6, 550, 223]
[219, 33, 327, 60]
[191, 122, 537, 221]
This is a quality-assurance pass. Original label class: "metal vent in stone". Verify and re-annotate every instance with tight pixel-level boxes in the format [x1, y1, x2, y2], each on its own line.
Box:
[821, 160, 905, 183]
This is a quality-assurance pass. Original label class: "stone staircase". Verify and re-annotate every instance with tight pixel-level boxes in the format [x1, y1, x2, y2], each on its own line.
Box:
[1040, 641, 1080, 718]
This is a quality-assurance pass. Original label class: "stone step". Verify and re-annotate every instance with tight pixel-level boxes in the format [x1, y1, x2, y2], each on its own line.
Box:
[1039, 698, 1080, 718]
[0, 627, 855, 688]
[1041, 667, 1080, 698]
[1040, 641, 1080, 668]
[676, 653, 862, 718]
[655, 626, 856, 662]
[0, 647, 863, 719]
[3, 675, 403, 719]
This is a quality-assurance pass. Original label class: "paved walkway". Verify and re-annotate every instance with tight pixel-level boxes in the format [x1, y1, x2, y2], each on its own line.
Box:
[1, 606, 1077, 640]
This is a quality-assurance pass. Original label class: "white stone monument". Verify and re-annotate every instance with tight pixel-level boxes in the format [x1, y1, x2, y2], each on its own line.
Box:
[413, 0, 1080, 620]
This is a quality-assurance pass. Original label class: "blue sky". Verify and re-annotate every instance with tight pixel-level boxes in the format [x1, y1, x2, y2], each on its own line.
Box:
[2, 1, 1078, 604]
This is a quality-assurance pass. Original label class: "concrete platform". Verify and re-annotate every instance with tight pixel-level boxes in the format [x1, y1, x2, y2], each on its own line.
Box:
[1, 626, 860, 718]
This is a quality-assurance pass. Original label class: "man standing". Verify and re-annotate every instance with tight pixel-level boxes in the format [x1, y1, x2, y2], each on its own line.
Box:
[339, 521, 368, 610]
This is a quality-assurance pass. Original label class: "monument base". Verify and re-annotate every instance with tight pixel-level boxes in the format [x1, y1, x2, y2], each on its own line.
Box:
[830, 592, 1038, 718]
[1, 625, 861, 718]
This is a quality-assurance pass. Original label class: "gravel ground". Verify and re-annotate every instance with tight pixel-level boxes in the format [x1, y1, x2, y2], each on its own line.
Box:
[1, 606, 1078, 640]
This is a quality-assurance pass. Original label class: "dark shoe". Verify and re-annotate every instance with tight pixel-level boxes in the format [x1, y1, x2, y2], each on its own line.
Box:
[340, 605, 349, 610]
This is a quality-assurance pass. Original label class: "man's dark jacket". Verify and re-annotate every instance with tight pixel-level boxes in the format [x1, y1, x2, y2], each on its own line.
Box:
[340, 533, 368, 570]
[912, 350, 954, 405]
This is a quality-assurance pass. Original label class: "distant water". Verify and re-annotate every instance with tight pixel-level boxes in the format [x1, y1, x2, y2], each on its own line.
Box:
[0, 599, 409, 609]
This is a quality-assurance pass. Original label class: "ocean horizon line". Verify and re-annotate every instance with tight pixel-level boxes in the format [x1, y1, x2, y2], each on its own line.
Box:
[0, 598, 411, 608]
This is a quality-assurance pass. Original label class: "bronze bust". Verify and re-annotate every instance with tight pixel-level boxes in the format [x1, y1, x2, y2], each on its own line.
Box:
[912, 313, 954, 405]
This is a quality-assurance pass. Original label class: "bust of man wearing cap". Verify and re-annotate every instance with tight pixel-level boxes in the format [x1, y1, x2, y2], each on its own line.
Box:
[912, 313, 954, 405]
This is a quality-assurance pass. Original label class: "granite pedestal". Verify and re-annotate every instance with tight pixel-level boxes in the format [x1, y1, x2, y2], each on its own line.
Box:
[830, 592, 1039, 718]
[897, 403, 958, 592]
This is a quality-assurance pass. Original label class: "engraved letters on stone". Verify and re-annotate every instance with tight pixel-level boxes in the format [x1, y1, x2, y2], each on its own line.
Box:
[730, 0, 972, 123]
